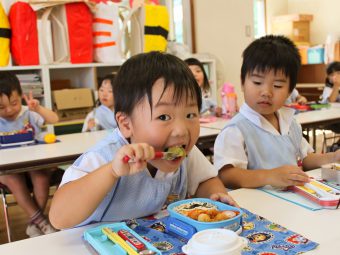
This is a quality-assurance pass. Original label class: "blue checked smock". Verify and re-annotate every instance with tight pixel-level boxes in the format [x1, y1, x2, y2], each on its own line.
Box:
[82, 105, 117, 132]
[0, 106, 44, 138]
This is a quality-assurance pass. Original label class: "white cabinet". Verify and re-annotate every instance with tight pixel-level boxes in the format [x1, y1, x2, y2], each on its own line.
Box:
[199, 58, 218, 103]
[0, 62, 122, 133]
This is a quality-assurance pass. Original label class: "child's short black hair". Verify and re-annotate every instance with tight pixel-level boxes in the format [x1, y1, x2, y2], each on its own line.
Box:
[184, 57, 210, 93]
[98, 74, 115, 90]
[326, 61, 340, 85]
[326, 61, 340, 75]
[114, 51, 202, 116]
[0, 72, 22, 98]
[241, 35, 301, 92]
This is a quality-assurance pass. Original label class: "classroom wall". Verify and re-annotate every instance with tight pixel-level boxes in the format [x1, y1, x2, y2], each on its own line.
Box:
[266, 0, 340, 45]
[265, 0, 288, 35]
[193, 0, 254, 105]
[288, 0, 340, 45]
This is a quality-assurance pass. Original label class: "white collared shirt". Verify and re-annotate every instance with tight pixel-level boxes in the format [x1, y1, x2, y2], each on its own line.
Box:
[214, 103, 313, 171]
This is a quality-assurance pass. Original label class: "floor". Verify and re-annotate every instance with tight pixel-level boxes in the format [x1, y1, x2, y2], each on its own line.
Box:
[0, 189, 55, 245]
[0, 130, 335, 245]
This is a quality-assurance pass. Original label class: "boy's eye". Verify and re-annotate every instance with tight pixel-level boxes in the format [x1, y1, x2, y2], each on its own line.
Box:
[274, 83, 284, 88]
[253, 80, 262, 85]
[187, 113, 198, 119]
[158, 114, 171, 121]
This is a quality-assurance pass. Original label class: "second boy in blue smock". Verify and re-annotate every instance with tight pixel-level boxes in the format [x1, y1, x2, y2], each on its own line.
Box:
[215, 35, 340, 189]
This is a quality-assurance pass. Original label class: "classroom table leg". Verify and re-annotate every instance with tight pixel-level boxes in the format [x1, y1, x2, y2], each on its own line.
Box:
[312, 128, 316, 151]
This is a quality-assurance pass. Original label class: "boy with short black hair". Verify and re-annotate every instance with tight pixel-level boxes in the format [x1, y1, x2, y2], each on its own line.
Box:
[215, 35, 340, 189]
[50, 51, 236, 229]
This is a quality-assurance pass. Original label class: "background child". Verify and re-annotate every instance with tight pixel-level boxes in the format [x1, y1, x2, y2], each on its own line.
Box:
[0, 72, 58, 237]
[320, 61, 340, 135]
[214, 35, 340, 189]
[82, 74, 117, 132]
[49, 52, 236, 229]
[185, 58, 222, 117]
[285, 88, 307, 104]
[320, 61, 340, 103]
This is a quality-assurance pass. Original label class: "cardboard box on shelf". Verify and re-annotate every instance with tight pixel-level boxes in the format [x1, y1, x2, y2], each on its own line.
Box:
[54, 107, 93, 121]
[52, 88, 94, 121]
[272, 14, 313, 44]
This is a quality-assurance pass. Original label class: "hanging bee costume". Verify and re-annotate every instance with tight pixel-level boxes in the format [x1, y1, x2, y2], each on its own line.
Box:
[0, 3, 10, 66]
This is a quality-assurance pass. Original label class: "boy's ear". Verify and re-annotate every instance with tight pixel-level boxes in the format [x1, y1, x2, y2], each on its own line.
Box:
[241, 83, 245, 92]
[116, 112, 133, 138]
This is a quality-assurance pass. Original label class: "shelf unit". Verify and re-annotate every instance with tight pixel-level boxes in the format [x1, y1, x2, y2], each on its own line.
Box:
[297, 63, 326, 102]
[0, 61, 123, 133]
[1, 58, 218, 134]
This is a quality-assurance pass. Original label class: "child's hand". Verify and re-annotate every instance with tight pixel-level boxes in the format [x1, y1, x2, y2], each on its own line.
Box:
[87, 118, 96, 130]
[23, 91, 40, 112]
[268, 165, 310, 187]
[333, 73, 340, 87]
[296, 95, 307, 104]
[210, 192, 239, 207]
[111, 143, 155, 178]
[215, 106, 223, 117]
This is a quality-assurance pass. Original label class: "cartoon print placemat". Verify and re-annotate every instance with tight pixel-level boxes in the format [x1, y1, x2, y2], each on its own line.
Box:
[125, 208, 318, 255]
[240, 208, 318, 255]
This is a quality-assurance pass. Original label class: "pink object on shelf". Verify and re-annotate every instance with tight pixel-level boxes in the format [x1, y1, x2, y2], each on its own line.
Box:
[221, 83, 238, 117]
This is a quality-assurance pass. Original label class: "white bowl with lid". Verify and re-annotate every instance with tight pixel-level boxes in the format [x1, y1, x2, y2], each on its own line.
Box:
[182, 228, 248, 255]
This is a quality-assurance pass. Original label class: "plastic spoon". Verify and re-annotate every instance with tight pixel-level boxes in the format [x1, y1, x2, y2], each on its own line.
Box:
[123, 146, 186, 163]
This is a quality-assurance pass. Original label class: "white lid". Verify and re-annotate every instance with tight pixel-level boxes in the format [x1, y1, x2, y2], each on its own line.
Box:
[182, 229, 248, 255]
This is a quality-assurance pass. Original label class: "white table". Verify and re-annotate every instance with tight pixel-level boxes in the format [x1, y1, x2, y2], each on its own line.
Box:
[0, 169, 337, 254]
[295, 107, 340, 126]
[0, 131, 107, 175]
[200, 117, 230, 130]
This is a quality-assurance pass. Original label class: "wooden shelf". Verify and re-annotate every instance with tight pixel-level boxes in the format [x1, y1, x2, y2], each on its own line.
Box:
[297, 64, 326, 101]
[297, 63, 326, 83]
[1, 63, 122, 134]
[53, 119, 85, 127]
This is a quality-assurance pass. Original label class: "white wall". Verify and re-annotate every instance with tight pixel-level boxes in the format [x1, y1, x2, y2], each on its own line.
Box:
[266, 0, 340, 45]
[266, 0, 288, 34]
[193, 0, 254, 105]
[288, 0, 340, 45]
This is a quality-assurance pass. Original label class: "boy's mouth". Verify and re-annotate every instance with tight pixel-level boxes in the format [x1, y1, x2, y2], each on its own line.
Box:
[258, 101, 272, 106]
[164, 145, 187, 161]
